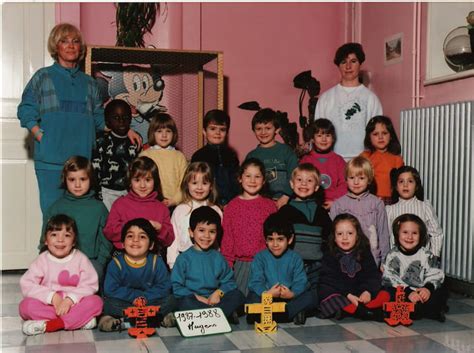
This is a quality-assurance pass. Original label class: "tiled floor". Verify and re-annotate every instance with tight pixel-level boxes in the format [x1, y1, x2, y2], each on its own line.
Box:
[2, 273, 473, 353]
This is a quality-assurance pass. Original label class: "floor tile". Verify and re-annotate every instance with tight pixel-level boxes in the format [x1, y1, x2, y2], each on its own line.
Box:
[457, 298, 474, 308]
[2, 347, 26, 353]
[340, 321, 418, 339]
[91, 328, 135, 342]
[241, 345, 313, 353]
[283, 325, 361, 344]
[445, 299, 474, 315]
[95, 336, 168, 353]
[425, 329, 474, 353]
[278, 316, 335, 328]
[409, 317, 471, 334]
[445, 313, 474, 329]
[306, 340, 385, 353]
[225, 329, 301, 350]
[2, 284, 22, 305]
[160, 332, 237, 352]
[1, 317, 23, 333]
[156, 326, 182, 337]
[2, 304, 21, 317]
[369, 335, 457, 353]
[25, 342, 97, 353]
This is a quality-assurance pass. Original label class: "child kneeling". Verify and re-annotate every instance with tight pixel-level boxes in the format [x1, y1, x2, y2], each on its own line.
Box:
[247, 213, 316, 325]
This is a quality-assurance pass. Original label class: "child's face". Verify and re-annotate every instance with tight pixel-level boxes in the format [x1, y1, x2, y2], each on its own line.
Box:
[189, 222, 217, 251]
[66, 170, 90, 197]
[347, 171, 369, 195]
[313, 130, 334, 152]
[334, 220, 357, 252]
[188, 172, 211, 202]
[45, 225, 75, 259]
[106, 106, 131, 136]
[370, 123, 390, 152]
[131, 172, 154, 198]
[396, 172, 416, 200]
[239, 165, 264, 198]
[254, 122, 279, 147]
[204, 122, 227, 145]
[338, 53, 361, 82]
[290, 170, 319, 200]
[398, 221, 420, 252]
[123, 225, 153, 261]
[266, 232, 292, 257]
[154, 127, 174, 148]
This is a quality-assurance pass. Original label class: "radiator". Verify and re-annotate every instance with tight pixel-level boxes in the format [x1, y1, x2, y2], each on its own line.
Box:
[400, 101, 474, 283]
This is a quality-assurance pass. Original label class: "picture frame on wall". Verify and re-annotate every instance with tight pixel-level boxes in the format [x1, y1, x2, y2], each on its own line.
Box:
[384, 33, 403, 66]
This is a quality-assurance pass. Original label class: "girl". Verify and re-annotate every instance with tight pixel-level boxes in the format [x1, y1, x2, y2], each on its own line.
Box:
[19, 215, 103, 335]
[300, 118, 347, 209]
[318, 214, 389, 321]
[330, 156, 390, 267]
[382, 214, 447, 322]
[167, 162, 222, 269]
[103, 156, 174, 251]
[221, 158, 278, 295]
[361, 115, 403, 204]
[386, 166, 444, 259]
[42, 156, 112, 283]
[140, 113, 188, 207]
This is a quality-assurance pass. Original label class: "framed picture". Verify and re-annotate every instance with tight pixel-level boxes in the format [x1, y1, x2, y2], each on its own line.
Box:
[384, 33, 403, 66]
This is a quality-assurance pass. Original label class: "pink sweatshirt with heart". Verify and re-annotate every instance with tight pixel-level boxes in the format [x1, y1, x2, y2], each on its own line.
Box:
[20, 249, 99, 305]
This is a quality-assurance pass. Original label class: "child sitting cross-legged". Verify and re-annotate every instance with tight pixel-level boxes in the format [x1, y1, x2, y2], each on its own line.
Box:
[247, 213, 316, 325]
[170, 206, 245, 326]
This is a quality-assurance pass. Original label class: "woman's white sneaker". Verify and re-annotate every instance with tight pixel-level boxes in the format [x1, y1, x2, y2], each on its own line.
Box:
[22, 320, 46, 336]
[81, 317, 97, 330]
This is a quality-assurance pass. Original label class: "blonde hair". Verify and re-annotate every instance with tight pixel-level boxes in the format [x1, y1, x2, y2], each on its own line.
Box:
[291, 163, 321, 185]
[180, 162, 217, 205]
[47, 23, 86, 62]
[345, 156, 374, 183]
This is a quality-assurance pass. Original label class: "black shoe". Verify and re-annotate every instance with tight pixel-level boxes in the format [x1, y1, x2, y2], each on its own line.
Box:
[334, 309, 346, 321]
[293, 311, 306, 325]
[228, 311, 240, 325]
[354, 305, 383, 321]
[246, 314, 257, 325]
[436, 310, 446, 323]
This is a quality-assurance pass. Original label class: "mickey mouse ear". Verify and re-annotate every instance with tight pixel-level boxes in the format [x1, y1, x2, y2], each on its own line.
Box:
[154, 78, 165, 91]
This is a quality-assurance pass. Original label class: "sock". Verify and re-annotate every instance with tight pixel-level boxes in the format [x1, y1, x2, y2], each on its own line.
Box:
[342, 303, 357, 314]
[366, 290, 391, 309]
[45, 318, 65, 332]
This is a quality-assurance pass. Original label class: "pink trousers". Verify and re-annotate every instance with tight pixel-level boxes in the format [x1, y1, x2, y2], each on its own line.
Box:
[19, 295, 103, 330]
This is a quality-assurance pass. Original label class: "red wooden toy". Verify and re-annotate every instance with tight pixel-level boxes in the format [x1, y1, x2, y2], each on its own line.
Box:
[124, 297, 160, 338]
[383, 286, 415, 326]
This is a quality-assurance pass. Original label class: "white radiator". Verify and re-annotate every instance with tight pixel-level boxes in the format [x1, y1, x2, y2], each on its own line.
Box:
[400, 101, 474, 283]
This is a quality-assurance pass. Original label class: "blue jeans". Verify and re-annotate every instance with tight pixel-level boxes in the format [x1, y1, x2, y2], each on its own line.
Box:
[246, 290, 315, 320]
[176, 289, 245, 317]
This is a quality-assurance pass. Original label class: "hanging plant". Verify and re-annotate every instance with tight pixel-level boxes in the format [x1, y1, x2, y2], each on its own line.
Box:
[115, 3, 160, 47]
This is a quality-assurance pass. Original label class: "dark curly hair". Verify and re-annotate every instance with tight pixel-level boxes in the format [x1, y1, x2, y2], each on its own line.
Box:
[334, 42, 365, 65]
[390, 165, 424, 203]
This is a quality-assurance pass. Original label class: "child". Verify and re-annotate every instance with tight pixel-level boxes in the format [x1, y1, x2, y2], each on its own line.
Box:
[171, 206, 245, 324]
[300, 118, 347, 209]
[318, 214, 389, 321]
[246, 108, 298, 209]
[221, 158, 278, 295]
[167, 162, 222, 269]
[360, 116, 403, 204]
[247, 213, 315, 325]
[191, 109, 240, 206]
[100, 218, 174, 331]
[92, 99, 141, 210]
[330, 156, 390, 267]
[104, 156, 174, 251]
[386, 166, 444, 260]
[19, 215, 102, 335]
[382, 214, 447, 322]
[277, 164, 332, 293]
[140, 113, 188, 207]
[42, 156, 112, 283]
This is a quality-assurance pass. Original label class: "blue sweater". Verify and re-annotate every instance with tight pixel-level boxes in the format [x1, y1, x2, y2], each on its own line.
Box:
[171, 247, 237, 297]
[104, 253, 171, 303]
[248, 249, 308, 297]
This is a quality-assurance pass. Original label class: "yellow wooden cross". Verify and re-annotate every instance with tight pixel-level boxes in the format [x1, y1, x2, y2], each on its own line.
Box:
[245, 292, 286, 333]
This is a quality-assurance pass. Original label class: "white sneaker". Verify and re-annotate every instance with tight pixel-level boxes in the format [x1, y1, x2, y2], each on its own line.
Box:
[22, 320, 46, 336]
[81, 317, 97, 330]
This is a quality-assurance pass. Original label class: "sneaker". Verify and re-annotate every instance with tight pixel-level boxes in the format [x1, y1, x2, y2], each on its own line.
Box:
[22, 320, 46, 336]
[81, 317, 97, 330]
[98, 316, 121, 332]
[293, 311, 306, 325]
[161, 313, 176, 328]
[227, 311, 240, 325]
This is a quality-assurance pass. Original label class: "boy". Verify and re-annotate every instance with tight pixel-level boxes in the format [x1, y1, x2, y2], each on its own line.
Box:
[92, 99, 141, 210]
[171, 206, 245, 324]
[99, 218, 174, 331]
[191, 110, 240, 206]
[246, 108, 298, 209]
[277, 164, 332, 296]
[247, 213, 315, 325]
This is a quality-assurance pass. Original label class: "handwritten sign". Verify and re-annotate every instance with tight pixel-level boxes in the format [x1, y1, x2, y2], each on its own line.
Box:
[174, 307, 231, 337]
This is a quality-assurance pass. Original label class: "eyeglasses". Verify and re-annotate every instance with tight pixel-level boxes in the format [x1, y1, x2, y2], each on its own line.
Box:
[58, 38, 81, 47]
[110, 115, 132, 122]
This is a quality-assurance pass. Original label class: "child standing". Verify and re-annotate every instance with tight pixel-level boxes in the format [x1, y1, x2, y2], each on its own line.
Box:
[20, 215, 102, 335]
[221, 158, 278, 295]
[247, 213, 315, 325]
[300, 119, 347, 210]
[386, 166, 444, 259]
[104, 156, 174, 251]
[92, 99, 141, 210]
[319, 214, 389, 321]
[100, 218, 174, 331]
[330, 156, 390, 266]
[191, 109, 240, 206]
[167, 162, 222, 269]
[246, 108, 298, 209]
[42, 156, 112, 283]
[171, 206, 245, 324]
[382, 214, 447, 322]
[360, 116, 403, 204]
[140, 113, 188, 207]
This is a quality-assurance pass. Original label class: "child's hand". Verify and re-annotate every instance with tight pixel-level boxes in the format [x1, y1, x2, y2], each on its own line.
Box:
[208, 290, 222, 305]
[358, 291, 371, 304]
[149, 220, 162, 232]
[279, 285, 294, 300]
[416, 287, 431, 303]
[127, 129, 143, 147]
[347, 293, 359, 307]
[194, 294, 209, 304]
[322, 200, 333, 210]
[56, 297, 73, 316]
[275, 195, 290, 210]
[408, 291, 422, 303]
[267, 283, 281, 298]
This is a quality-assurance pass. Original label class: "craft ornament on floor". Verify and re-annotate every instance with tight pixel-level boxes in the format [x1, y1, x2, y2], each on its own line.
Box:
[123, 297, 160, 338]
[383, 286, 415, 326]
[245, 292, 286, 333]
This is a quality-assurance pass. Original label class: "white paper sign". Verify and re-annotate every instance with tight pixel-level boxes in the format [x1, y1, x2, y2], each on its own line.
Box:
[174, 307, 231, 337]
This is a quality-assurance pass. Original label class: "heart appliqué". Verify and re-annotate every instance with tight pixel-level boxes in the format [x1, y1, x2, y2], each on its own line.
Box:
[58, 270, 80, 286]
